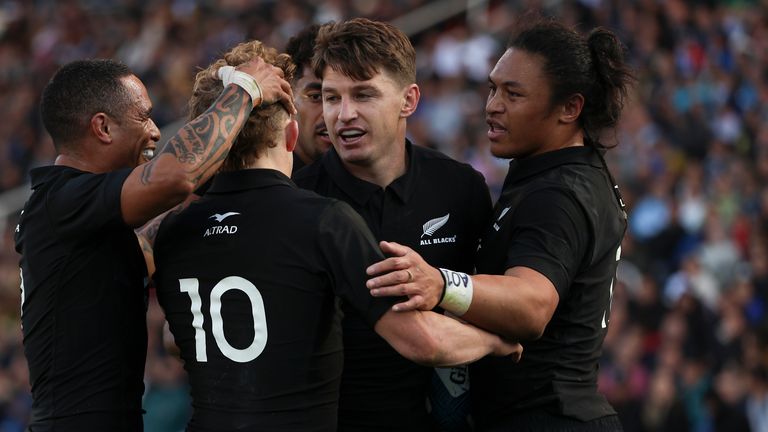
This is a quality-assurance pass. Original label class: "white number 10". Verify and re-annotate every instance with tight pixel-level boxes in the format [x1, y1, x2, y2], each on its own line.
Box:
[179, 276, 268, 363]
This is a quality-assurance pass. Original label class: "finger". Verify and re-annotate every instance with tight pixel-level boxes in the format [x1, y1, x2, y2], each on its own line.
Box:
[512, 344, 523, 362]
[369, 286, 401, 296]
[281, 90, 297, 114]
[368, 269, 413, 287]
[283, 80, 295, 101]
[391, 296, 424, 312]
[379, 241, 411, 257]
[367, 269, 409, 289]
[366, 257, 409, 276]
[267, 78, 296, 114]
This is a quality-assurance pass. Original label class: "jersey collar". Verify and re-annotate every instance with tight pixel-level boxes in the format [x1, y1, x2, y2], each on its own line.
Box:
[321, 139, 419, 206]
[207, 169, 295, 194]
[503, 146, 601, 189]
[30, 165, 85, 189]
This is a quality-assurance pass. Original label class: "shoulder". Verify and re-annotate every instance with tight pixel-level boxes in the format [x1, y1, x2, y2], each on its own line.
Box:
[292, 158, 324, 189]
[412, 145, 486, 183]
[40, 166, 131, 200]
[317, 197, 363, 226]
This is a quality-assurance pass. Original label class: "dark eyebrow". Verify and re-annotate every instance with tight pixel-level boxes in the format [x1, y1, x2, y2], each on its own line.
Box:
[304, 82, 322, 92]
[352, 84, 378, 92]
[488, 76, 523, 89]
[321, 83, 381, 95]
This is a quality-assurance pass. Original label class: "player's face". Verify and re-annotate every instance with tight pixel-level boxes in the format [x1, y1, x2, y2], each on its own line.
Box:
[321, 67, 408, 166]
[486, 48, 561, 159]
[293, 70, 332, 164]
[111, 75, 160, 168]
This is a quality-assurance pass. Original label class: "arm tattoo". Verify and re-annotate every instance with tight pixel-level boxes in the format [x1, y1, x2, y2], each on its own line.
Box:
[135, 195, 196, 250]
[148, 85, 252, 186]
[140, 161, 154, 185]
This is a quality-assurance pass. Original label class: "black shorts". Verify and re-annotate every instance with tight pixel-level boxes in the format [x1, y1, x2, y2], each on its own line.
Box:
[481, 410, 623, 432]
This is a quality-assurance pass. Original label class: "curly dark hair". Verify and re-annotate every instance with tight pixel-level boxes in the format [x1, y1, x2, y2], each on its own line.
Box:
[41, 59, 133, 149]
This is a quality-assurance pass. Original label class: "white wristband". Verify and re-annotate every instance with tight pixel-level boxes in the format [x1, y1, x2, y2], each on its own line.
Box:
[438, 268, 473, 316]
[217, 65, 262, 106]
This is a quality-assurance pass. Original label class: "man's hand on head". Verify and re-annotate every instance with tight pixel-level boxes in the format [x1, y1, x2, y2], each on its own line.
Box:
[234, 57, 296, 114]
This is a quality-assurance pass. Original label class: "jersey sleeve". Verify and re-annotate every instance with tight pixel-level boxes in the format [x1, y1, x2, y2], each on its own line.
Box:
[316, 200, 399, 327]
[46, 168, 132, 238]
[504, 187, 590, 298]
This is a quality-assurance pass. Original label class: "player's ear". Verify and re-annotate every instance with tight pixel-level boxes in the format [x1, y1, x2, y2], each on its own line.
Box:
[400, 84, 420, 118]
[559, 93, 584, 125]
[91, 112, 113, 144]
[285, 118, 298, 153]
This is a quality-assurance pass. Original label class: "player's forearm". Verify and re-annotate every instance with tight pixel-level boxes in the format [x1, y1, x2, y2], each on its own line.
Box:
[134, 194, 199, 277]
[141, 85, 253, 190]
[461, 272, 558, 341]
[421, 312, 514, 367]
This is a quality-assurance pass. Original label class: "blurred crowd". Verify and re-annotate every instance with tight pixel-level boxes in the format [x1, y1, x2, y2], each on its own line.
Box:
[1, 0, 767, 430]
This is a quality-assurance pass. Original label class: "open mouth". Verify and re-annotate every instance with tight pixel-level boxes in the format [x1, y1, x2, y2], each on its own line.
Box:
[141, 147, 156, 161]
[316, 125, 331, 143]
[486, 119, 507, 141]
[337, 127, 366, 145]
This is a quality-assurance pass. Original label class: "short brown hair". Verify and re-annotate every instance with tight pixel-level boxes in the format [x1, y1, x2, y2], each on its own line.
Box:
[189, 40, 295, 172]
[312, 18, 415, 87]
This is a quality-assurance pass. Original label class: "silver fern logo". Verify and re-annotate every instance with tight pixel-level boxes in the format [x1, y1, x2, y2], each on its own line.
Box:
[421, 214, 450, 238]
[419, 213, 457, 246]
[493, 207, 511, 231]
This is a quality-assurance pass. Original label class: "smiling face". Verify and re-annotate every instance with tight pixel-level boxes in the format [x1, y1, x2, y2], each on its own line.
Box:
[293, 69, 331, 164]
[321, 67, 411, 168]
[486, 48, 565, 159]
[110, 75, 160, 168]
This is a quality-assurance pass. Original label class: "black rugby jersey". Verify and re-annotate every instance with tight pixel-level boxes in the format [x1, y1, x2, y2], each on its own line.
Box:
[15, 166, 148, 431]
[153, 169, 397, 432]
[292, 152, 307, 176]
[471, 146, 626, 428]
[294, 141, 492, 431]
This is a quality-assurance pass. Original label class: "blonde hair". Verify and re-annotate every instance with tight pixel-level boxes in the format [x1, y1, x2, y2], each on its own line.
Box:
[189, 40, 295, 171]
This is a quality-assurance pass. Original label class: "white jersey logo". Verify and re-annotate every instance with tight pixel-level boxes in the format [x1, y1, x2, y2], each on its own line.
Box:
[420, 214, 456, 246]
[421, 214, 450, 238]
[210, 212, 240, 222]
[205, 212, 240, 237]
[493, 207, 511, 231]
[15, 210, 23, 233]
